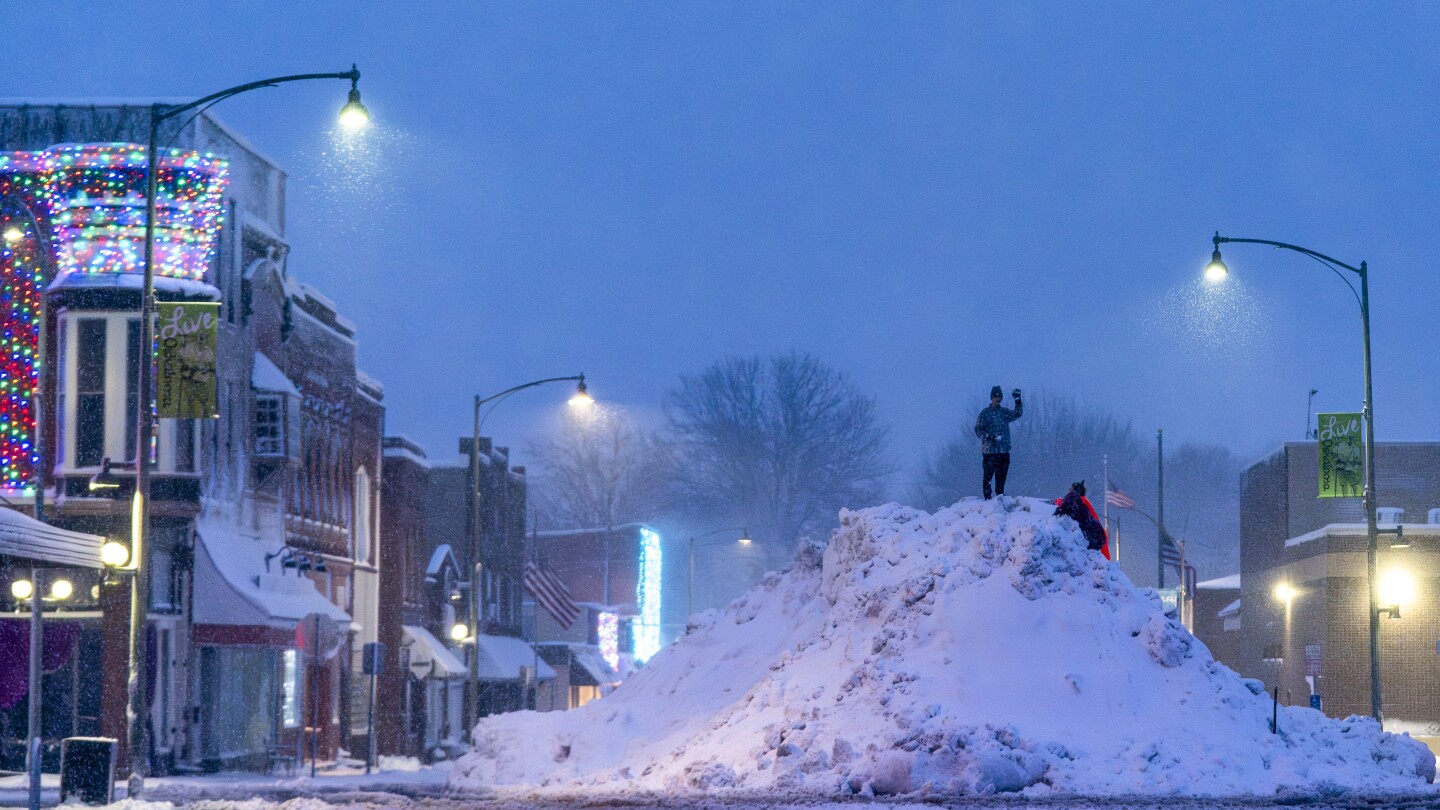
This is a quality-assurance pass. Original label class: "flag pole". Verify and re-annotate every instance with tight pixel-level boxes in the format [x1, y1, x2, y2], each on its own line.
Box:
[1157, 429, 1165, 589]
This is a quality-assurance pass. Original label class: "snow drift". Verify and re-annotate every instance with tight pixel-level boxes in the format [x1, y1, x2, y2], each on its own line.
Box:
[453, 497, 1436, 798]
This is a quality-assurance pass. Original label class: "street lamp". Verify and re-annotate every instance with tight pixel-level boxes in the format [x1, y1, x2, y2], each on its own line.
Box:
[122, 66, 367, 797]
[687, 528, 752, 619]
[1204, 232, 1383, 723]
[464, 374, 591, 733]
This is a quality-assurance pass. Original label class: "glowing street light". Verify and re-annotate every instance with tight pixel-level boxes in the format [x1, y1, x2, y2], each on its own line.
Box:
[338, 69, 370, 132]
[11, 579, 33, 601]
[568, 376, 594, 409]
[48, 579, 73, 601]
[449, 622, 470, 642]
[1204, 231, 1383, 722]
[1272, 582, 1296, 604]
[3, 226, 22, 243]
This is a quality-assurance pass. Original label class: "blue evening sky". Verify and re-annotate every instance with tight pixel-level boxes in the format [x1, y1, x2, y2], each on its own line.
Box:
[12, 3, 1440, 487]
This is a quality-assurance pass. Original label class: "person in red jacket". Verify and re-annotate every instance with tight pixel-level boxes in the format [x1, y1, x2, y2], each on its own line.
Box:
[1054, 480, 1109, 559]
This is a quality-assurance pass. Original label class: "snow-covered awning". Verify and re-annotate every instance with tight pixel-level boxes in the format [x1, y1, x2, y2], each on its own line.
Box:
[252, 352, 300, 396]
[191, 515, 350, 630]
[473, 634, 555, 682]
[1196, 574, 1240, 590]
[0, 508, 104, 569]
[569, 645, 619, 687]
[403, 625, 467, 679]
[1218, 598, 1241, 618]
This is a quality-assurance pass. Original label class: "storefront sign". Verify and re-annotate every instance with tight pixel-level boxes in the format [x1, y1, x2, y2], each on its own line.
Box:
[156, 301, 220, 418]
[1317, 412, 1363, 498]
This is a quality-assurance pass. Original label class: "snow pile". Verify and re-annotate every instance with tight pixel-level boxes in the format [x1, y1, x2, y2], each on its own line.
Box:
[453, 497, 1436, 798]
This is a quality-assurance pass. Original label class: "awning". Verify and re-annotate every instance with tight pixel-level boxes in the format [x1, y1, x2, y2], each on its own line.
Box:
[568, 644, 620, 687]
[473, 633, 555, 682]
[191, 515, 350, 630]
[252, 352, 300, 395]
[0, 508, 104, 569]
[402, 625, 467, 679]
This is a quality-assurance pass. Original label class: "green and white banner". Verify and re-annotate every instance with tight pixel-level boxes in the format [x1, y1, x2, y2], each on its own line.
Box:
[156, 301, 220, 419]
[1317, 412, 1363, 499]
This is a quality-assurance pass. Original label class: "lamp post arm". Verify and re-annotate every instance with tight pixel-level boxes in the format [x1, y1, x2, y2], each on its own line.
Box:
[475, 375, 585, 408]
[152, 69, 361, 123]
[1213, 234, 1363, 276]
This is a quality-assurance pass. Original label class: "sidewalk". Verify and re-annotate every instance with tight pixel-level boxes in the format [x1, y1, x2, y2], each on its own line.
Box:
[0, 758, 451, 808]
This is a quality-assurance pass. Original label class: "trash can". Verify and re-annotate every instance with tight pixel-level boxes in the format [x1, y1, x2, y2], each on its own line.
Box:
[59, 737, 116, 806]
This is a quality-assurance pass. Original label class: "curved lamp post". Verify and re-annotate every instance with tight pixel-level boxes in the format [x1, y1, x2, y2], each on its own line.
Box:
[1205, 232, 1382, 723]
[686, 527, 752, 619]
[464, 374, 591, 734]
[125, 67, 368, 796]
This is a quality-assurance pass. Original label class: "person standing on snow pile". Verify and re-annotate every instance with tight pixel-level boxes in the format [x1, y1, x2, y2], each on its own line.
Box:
[1055, 480, 1110, 559]
[974, 385, 1022, 499]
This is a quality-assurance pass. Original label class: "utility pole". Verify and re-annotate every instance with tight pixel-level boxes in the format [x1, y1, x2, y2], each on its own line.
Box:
[1157, 429, 1165, 590]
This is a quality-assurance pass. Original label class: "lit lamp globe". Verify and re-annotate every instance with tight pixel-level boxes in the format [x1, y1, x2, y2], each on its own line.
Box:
[338, 88, 370, 132]
[101, 541, 130, 568]
[10, 579, 33, 601]
[49, 579, 73, 600]
[1204, 248, 1229, 283]
[449, 622, 470, 642]
[3, 226, 22, 243]
[738, 529, 753, 547]
[1272, 582, 1296, 603]
[569, 377, 594, 409]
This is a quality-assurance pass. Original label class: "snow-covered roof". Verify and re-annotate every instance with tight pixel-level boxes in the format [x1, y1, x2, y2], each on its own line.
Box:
[1196, 574, 1240, 590]
[191, 513, 350, 630]
[403, 625, 468, 679]
[473, 633, 556, 682]
[426, 544, 458, 578]
[356, 369, 384, 396]
[1285, 522, 1440, 548]
[252, 352, 300, 396]
[383, 444, 432, 468]
[0, 508, 105, 569]
[47, 272, 221, 299]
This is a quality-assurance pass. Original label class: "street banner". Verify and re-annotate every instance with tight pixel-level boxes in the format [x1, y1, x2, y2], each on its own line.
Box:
[155, 301, 220, 418]
[1317, 412, 1363, 498]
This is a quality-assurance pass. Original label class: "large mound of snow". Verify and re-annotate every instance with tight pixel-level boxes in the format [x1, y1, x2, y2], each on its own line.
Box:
[454, 498, 1435, 798]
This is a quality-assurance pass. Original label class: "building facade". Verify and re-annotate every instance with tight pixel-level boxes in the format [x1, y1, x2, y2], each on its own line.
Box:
[0, 104, 382, 773]
[1238, 441, 1440, 726]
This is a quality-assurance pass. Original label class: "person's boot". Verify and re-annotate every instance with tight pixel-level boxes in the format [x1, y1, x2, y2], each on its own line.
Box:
[983, 484, 993, 500]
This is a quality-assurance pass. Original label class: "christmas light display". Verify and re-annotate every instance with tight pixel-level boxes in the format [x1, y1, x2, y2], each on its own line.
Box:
[44, 144, 228, 283]
[0, 176, 44, 490]
[635, 527, 663, 662]
[0, 143, 228, 490]
[597, 611, 620, 672]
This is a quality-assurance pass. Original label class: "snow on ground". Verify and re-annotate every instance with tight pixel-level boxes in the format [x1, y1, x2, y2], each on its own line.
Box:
[452, 497, 1437, 800]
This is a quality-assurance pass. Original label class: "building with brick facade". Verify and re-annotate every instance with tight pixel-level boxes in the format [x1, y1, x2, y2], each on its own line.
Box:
[1238, 441, 1440, 726]
[0, 103, 383, 773]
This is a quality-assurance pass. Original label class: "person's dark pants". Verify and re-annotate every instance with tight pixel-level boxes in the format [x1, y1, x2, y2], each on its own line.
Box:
[982, 452, 1011, 499]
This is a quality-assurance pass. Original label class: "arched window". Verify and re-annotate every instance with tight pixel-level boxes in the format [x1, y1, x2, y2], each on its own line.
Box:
[353, 466, 372, 563]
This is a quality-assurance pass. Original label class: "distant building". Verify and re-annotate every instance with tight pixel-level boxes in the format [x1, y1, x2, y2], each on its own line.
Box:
[1239, 441, 1440, 726]
[376, 435, 549, 760]
[1192, 573, 1240, 672]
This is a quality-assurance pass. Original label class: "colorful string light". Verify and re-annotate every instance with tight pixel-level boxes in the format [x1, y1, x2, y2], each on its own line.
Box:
[0, 143, 229, 489]
[597, 611, 620, 673]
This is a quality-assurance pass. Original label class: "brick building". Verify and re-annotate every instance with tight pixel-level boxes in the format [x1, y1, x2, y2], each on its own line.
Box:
[0, 104, 383, 773]
[1239, 441, 1440, 726]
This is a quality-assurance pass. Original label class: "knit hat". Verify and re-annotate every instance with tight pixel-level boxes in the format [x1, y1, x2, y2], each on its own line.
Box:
[990, 385, 1003, 399]
[1072, 480, 1086, 496]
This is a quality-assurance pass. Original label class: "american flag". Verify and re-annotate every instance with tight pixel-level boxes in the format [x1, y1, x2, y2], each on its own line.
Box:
[524, 561, 580, 629]
[1160, 533, 1197, 592]
[1105, 480, 1136, 509]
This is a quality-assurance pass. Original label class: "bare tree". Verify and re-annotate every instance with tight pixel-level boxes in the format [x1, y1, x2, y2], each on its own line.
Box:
[528, 405, 669, 530]
[667, 353, 891, 567]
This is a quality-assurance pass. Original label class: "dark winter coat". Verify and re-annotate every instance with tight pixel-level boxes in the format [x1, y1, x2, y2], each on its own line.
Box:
[973, 399, 1023, 454]
[1055, 490, 1110, 559]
